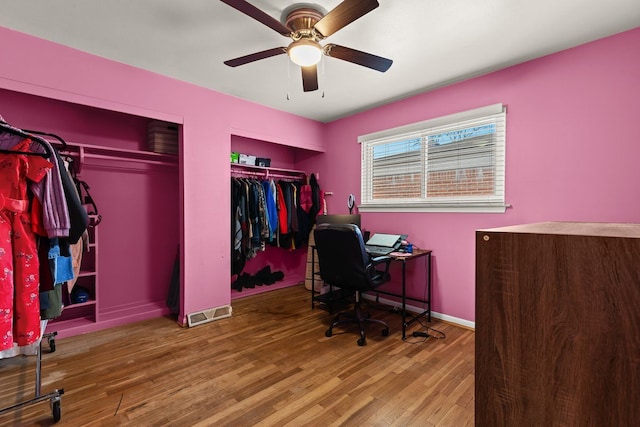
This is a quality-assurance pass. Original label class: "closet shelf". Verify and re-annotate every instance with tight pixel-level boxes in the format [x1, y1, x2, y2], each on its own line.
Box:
[65, 300, 96, 309]
[77, 270, 97, 278]
[55, 141, 178, 171]
[47, 213, 98, 338]
[231, 162, 306, 180]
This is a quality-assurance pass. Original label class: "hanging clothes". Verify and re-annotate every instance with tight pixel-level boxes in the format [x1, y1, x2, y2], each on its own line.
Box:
[294, 181, 311, 247]
[231, 179, 245, 276]
[261, 180, 277, 242]
[309, 173, 322, 227]
[0, 139, 52, 351]
[0, 116, 92, 343]
[276, 182, 288, 234]
[0, 118, 70, 239]
[257, 182, 269, 242]
[230, 173, 316, 284]
[277, 181, 300, 250]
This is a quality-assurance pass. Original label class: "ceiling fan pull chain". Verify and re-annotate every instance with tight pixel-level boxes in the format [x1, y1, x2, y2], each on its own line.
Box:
[286, 56, 291, 100]
[321, 56, 325, 98]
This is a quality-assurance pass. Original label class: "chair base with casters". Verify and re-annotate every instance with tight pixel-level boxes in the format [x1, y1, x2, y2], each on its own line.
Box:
[325, 291, 389, 346]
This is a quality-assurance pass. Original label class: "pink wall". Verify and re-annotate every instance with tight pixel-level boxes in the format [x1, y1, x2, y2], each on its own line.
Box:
[298, 28, 640, 323]
[0, 26, 325, 326]
[1, 24, 638, 328]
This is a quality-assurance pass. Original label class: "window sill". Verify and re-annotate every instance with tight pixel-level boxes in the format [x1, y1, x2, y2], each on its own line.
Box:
[358, 203, 510, 213]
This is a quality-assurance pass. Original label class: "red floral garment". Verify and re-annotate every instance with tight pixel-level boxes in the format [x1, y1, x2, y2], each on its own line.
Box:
[0, 139, 52, 351]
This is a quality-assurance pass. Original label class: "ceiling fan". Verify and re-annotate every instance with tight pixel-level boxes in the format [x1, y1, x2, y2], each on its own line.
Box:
[220, 0, 393, 92]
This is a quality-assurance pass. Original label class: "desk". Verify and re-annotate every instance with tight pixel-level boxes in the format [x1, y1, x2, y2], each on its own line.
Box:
[310, 247, 432, 340]
[375, 249, 432, 340]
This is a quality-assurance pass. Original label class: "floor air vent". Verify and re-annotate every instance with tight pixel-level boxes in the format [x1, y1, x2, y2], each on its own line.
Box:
[187, 305, 232, 327]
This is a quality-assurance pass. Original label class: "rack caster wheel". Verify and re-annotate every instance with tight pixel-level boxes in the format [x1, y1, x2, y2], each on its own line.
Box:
[48, 336, 56, 353]
[325, 329, 332, 337]
[51, 399, 61, 422]
[381, 328, 389, 337]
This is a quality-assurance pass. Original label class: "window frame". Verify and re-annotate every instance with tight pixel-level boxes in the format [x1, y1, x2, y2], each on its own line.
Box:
[359, 104, 508, 213]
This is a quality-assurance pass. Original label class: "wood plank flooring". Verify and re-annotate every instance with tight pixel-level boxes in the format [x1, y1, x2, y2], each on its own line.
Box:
[0, 284, 474, 426]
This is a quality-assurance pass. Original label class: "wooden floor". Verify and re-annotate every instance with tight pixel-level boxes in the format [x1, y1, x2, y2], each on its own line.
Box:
[0, 285, 474, 426]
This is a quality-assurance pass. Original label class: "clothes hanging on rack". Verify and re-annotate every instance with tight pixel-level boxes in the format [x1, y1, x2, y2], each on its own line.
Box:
[262, 180, 277, 242]
[309, 173, 325, 220]
[0, 117, 52, 158]
[0, 139, 52, 351]
[0, 115, 101, 423]
[230, 169, 321, 287]
[0, 117, 71, 239]
[232, 177, 273, 262]
[0, 115, 92, 351]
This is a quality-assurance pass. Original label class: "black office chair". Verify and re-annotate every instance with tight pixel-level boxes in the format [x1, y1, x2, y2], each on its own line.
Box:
[314, 223, 392, 346]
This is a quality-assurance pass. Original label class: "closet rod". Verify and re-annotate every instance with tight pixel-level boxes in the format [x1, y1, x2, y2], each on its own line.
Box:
[53, 140, 177, 165]
[77, 152, 178, 166]
[231, 170, 305, 181]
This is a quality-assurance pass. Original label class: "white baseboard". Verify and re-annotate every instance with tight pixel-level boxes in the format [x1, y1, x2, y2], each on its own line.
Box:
[362, 294, 475, 330]
[430, 311, 475, 330]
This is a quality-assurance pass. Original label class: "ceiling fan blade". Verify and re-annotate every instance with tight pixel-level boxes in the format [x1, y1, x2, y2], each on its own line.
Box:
[224, 47, 286, 67]
[301, 65, 319, 92]
[220, 0, 292, 36]
[324, 44, 392, 72]
[314, 0, 379, 38]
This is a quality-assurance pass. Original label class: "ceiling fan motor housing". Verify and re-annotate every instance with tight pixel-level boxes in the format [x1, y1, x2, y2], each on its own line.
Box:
[284, 7, 324, 38]
[284, 7, 325, 67]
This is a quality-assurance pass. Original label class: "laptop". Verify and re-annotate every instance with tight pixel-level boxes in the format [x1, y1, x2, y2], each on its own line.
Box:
[365, 233, 407, 256]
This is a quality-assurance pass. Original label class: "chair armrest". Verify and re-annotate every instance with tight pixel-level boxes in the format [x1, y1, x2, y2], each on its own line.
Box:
[369, 255, 392, 276]
[370, 255, 392, 265]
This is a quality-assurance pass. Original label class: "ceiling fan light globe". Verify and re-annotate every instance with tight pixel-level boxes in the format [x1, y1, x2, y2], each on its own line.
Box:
[288, 39, 322, 67]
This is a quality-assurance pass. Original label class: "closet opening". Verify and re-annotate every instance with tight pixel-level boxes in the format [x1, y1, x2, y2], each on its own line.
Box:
[230, 135, 322, 300]
[0, 88, 181, 338]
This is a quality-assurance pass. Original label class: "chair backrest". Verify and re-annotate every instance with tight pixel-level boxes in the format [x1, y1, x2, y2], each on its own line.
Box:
[313, 223, 373, 292]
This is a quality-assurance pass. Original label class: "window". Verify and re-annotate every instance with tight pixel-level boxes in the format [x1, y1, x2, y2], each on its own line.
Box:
[359, 104, 507, 212]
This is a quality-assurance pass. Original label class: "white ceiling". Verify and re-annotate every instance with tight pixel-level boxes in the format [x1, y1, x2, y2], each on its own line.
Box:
[1, 1, 639, 123]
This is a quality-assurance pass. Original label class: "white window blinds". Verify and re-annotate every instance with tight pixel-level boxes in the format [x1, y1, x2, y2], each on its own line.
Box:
[360, 104, 507, 212]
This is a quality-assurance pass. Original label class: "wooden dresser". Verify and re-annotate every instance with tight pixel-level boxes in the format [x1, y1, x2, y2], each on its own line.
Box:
[475, 222, 640, 426]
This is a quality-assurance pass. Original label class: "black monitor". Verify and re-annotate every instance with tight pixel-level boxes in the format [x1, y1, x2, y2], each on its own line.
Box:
[316, 214, 361, 229]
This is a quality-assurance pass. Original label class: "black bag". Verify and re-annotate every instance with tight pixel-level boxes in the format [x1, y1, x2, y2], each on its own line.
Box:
[75, 178, 102, 226]
[65, 154, 102, 227]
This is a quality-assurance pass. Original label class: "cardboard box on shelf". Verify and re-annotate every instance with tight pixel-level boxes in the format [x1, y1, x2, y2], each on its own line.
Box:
[148, 120, 178, 154]
[239, 154, 256, 165]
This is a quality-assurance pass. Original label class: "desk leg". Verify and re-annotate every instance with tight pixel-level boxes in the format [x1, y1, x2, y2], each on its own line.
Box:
[311, 249, 315, 310]
[427, 252, 432, 322]
[402, 260, 407, 340]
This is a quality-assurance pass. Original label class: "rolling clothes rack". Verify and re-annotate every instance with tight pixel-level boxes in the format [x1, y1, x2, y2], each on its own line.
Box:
[0, 323, 64, 423]
[0, 119, 73, 423]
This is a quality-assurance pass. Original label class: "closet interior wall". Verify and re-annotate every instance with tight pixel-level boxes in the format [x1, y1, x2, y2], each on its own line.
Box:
[0, 89, 180, 338]
[230, 135, 309, 299]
